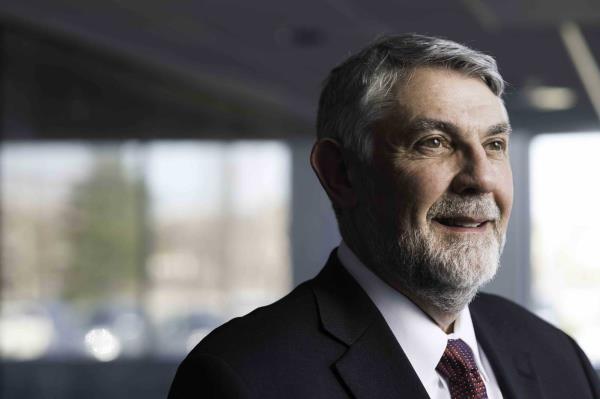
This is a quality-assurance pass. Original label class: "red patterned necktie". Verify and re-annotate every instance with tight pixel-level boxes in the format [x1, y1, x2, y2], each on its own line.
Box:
[436, 339, 489, 399]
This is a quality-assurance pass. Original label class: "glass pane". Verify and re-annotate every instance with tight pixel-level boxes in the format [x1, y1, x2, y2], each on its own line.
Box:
[530, 132, 600, 367]
[0, 140, 291, 362]
[145, 141, 291, 358]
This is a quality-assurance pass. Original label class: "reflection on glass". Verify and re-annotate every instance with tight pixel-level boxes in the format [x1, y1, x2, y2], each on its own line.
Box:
[530, 132, 600, 367]
[0, 141, 291, 361]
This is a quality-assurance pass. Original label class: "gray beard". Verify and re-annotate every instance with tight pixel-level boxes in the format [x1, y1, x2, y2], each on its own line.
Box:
[351, 194, 505, 313]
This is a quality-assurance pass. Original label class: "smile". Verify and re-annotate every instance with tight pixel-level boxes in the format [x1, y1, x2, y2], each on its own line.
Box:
[432, 217, 490, 231]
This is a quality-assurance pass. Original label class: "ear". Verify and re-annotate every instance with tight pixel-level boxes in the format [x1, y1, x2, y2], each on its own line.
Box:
[310, 138, 358, 209]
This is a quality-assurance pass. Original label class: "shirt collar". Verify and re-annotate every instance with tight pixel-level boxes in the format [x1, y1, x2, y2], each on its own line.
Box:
[337, 241, 490, 389]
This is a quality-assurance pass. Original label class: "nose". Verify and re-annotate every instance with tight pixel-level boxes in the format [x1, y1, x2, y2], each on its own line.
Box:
[450, 146, 496, 195]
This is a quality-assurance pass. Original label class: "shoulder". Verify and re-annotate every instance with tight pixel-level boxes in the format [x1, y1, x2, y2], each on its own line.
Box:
[471, 292, 547, 321]
[169, 279, 346, 397]
[168, 282, 316, 398]
[471, 292, 566, 338]
[471, 292, 600, 395]
[471, 292, 588, 366]
[193, 281, 320, 357]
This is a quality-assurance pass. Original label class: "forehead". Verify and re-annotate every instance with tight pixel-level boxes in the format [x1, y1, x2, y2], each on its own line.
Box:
[392, 67, 508, 128]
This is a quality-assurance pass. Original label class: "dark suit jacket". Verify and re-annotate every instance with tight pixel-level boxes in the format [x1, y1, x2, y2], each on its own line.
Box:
[168, 250, 600, 398]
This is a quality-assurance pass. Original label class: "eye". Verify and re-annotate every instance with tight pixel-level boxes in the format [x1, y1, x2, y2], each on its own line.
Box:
[485, 139, 507, 152]
[415, 136, 451, 153]
[422, 137, 443, 147]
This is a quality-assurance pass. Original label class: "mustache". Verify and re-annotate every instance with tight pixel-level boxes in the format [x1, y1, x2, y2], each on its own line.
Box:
[427, 194, 501, 220]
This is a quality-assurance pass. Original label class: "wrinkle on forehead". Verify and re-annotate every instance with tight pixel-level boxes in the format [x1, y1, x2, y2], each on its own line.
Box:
[389, 68, 508, 134]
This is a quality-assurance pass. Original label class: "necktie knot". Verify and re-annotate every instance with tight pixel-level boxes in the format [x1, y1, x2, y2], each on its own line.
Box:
[436, 339, 488, 399]
[437, 339, 479, 377]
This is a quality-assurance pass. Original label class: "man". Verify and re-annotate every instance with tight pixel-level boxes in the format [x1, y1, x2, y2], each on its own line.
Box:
[168, 34, 600, 398]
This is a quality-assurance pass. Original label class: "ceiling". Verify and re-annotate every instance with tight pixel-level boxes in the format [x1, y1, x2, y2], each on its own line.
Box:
[2, 0, 600, 135]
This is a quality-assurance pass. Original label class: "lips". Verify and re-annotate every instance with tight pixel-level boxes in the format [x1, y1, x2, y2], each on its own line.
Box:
[433, 217, 490, 228]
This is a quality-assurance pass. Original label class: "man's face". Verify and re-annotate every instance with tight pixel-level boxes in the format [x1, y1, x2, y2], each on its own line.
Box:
[352, 67, 513, 310]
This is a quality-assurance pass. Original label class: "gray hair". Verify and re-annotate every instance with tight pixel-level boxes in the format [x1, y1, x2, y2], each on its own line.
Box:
[316, 34, 505, 163]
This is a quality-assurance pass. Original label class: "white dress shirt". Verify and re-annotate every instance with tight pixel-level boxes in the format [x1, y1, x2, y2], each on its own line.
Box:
[337, 241, 503, 399]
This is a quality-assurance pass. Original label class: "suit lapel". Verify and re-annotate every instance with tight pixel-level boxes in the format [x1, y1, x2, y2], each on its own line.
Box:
[334, 319, 431, 399]
[311, 251, 429, 399]
[471, 296, 544, 399]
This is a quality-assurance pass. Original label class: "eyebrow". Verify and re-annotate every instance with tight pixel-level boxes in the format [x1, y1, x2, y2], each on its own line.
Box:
[487, 122, 512, 136]
[406, 118, 512, 137]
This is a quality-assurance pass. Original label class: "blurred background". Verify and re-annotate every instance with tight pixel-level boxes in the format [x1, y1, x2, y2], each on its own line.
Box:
[1, 1, 599, 398]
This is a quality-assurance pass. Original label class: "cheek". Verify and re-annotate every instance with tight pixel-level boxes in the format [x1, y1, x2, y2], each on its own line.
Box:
[394, 169, 452, 221]
[498, 167, 514, 219]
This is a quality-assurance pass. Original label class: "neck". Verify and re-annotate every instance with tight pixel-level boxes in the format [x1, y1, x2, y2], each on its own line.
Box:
[365, 263, 464, 333]
[404, 292, 459, 333]
[340, 238, 468, 334]
[366, 263, 463, 333]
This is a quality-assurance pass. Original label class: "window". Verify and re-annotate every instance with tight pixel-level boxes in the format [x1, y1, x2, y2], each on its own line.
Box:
[0, 141, 291, 361]
[530, 132, 600, 367]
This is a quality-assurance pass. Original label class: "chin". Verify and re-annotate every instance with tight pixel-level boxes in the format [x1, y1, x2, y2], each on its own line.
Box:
[351, 197, 505, 312]
[401, 227, 504, 311]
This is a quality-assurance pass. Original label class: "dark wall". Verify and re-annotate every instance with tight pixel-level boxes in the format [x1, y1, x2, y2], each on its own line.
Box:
[1, 360, 178, 399]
